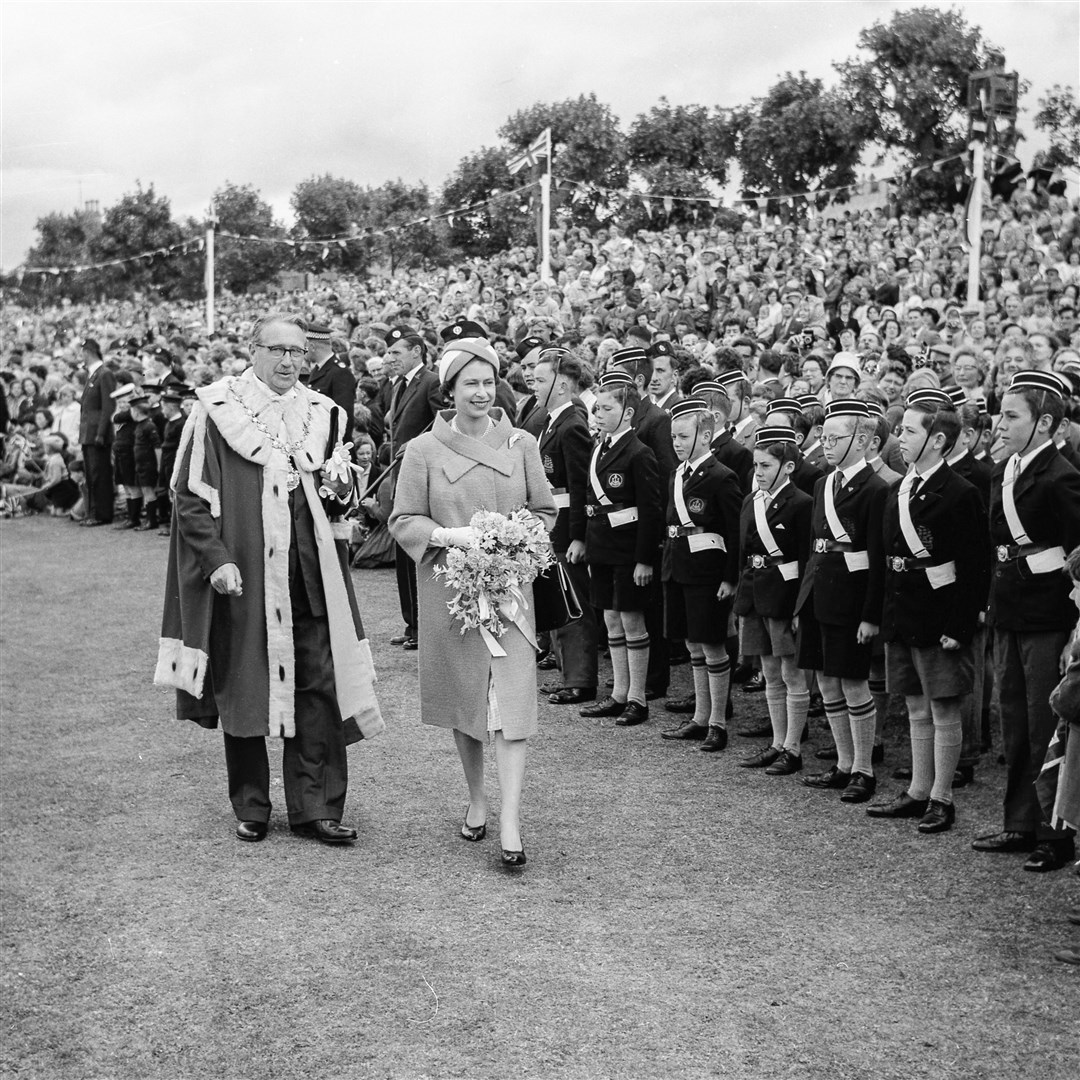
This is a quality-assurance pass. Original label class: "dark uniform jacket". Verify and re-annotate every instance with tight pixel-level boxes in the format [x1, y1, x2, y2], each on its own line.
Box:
[538, 404, 592, 554]
[307, 357, 358, 443]
[388, 367, 444, 459]
[584, 430, 662, 567]
[989, 443, 1080, 633]
[948, 449, 991, 510]
[79, 364, 116, 446]
[791, 451, 824, 497]
[159, 414, 185, 488]
[795, 462, 889, 628]
[663, 455, 742, 587]
[881, 463, 990, 648]
[734, 481, 813, 619]
[630, 396, 678, 510]
[709, 429, 754, 497]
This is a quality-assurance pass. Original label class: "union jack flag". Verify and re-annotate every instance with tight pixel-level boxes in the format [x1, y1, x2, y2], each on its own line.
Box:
[508, 129, 551, 175]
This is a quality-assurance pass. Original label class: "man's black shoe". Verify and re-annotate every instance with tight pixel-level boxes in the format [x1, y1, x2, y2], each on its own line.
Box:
[738, 746, 780, 768]
[971, 830, 1036, 853]
[866, 792, 928, 819]
[801, 766, 851, 790]
[580, 696, 626, 718]
[698, 726, 728, 752]
[741, 671, 766, 694]
[918, 799, 956, 834]
[402, 638, 418, 651]
[236, 820, 268, 842]
[661, 721, 708, 741]
[615, 701, 649, 727]
[291, 820, 357, 844]
[840, 772, 877, 803]
[1023, 840, 1076, 873]
[547, 686, 597, 705]
[765, 750, 802, 775]
[390, 634, 408, 645]
[664, 694, 696, 714]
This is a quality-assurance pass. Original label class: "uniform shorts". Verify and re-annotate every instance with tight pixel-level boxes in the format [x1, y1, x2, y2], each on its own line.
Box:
[590, 563, 651, 613]
[113, 447, 136, 487]
[739, 612, 796, 658]
[796, 611, 873, 680]
[665, 581, 729, 644]
[885, 640, 974, 699]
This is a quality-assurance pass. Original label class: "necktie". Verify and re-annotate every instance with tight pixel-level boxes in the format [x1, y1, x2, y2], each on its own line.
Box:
[833, 471, 843, 497]
[910, 474, 922, 501]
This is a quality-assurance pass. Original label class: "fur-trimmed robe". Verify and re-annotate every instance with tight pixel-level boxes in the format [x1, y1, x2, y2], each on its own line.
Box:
[154, 369, 383, 742]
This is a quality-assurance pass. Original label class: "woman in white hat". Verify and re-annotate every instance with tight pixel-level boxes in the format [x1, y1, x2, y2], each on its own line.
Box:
[389, 338, 557, 867]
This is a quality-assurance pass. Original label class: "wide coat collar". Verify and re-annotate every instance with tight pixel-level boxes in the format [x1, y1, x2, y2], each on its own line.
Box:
[432, 408, 519, 481]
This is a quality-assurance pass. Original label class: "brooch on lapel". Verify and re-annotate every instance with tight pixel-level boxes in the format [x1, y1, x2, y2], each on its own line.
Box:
[506, 432, 524, 449]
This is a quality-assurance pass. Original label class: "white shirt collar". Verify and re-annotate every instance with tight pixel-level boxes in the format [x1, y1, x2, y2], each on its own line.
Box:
[403, 363, 422, 386]
[547, 400, 573, 424]
[87, 359, 102, 376]
[838, 458, 867, 484]
[735, 415, 755, 436]
[607, 426, 632, 447]
[947, 447, 968, 466]
[913, 457, 944, 482]
[763, 478, 790, 502]
[652, 388, 676, 409]
[1010, 438, 1054, 476]
[685, 450, 713, 474]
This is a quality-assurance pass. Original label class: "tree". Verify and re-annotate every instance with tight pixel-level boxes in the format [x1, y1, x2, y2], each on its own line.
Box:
[211, 182, 290, 293]
[89, 183, 191, 299]
[439, 146, 533, 257]
[836, 7, 1005, 161]
[364, 179, 446, 274]
[21, 206, 102, 301]
[627, 98, 737, 186]
[290, 174, 370, 273]
[1033, 84, 1080, 168]
[499, 94, 628, 227]
[735, 73, 865, 201]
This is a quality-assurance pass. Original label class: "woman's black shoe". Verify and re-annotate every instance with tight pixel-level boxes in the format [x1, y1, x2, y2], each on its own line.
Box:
[501, 848, 527, 867]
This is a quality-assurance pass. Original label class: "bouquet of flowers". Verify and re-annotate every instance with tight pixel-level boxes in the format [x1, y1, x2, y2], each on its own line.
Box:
[433, 507, 553, 653]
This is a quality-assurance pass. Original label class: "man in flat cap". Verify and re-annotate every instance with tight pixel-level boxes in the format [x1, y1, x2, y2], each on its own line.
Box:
[305, 322, 357, 444]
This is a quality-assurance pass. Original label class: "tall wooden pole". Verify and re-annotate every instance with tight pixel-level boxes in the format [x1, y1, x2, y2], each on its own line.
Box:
[540, 128, 552, 283]
[205, 206, 216, 335]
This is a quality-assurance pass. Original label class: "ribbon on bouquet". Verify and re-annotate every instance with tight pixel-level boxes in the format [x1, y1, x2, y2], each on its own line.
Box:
[476, 580, 538, 657]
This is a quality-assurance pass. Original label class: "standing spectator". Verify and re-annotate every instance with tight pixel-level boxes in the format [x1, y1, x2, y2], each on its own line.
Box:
[77, 339, 116, 526]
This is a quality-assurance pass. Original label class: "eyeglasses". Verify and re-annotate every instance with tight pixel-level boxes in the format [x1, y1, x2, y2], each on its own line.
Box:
[257, 344, 308, 361]
[820, 433, 854, 449]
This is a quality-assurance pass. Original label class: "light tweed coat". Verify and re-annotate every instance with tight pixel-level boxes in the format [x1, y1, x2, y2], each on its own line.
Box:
[389, 409, 557, 741]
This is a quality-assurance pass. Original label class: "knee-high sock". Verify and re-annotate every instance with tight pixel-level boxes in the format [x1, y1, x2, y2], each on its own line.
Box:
[704, 644, 730, 729]
[908, 707, 935, 801]
[823, 694, 853, 773]
[689, 649, 710, 726]
[931, 713, 963, 804]
[608, 634, 628, 704]
[761, 655, 786, 748]
[782, 655, 810, 754]
[626, 635, 650, 706]
[847, 690, 876, 776]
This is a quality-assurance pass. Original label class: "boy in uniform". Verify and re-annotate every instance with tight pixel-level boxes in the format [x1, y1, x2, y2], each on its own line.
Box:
[797, 399, 889, 803]
[733, 426, 814, 774]
[659, 398, 743, 751]
[867, 389, 990, 832]
[130, 390, 163, 532]
[580, 371, 663, 727]
[156, 385, 191, 536]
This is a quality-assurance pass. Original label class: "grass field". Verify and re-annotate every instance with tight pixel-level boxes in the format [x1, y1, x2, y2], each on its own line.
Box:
[1, 516, 1077, 1080]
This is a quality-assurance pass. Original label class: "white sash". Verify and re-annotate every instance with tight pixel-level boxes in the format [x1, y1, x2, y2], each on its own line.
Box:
[548, 486, 570, 510]
[898, 473, 955, 589]
[687, 531, 725, 553]
[1001, 456, 1032, 545]
[822, 468, 869, 572]
[753, 489, 798, 580]
[673, 463, 693, 527]
[589, 442, 613, 505]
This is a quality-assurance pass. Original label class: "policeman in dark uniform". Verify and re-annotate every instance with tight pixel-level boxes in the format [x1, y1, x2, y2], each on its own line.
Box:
[305, 323, 357, 444]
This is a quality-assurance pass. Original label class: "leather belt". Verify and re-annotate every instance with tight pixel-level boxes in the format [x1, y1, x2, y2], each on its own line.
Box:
[887, 555, 935, 572]
[586, 502, 627, 518]
[747, 554, 787, 569]
[668, 525, 704, 538]
[813, 539, 854, 554]
[996, 542, 1049, 563]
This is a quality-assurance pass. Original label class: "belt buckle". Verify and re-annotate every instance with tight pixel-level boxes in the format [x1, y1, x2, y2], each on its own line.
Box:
[751, 554, 766, 569]
[667, 525, 679, 538]
[586, 505, 596, 518]
[813, 539, 827, 553]
[889, 556, 905, 572]
[996, 545, 1009, 562]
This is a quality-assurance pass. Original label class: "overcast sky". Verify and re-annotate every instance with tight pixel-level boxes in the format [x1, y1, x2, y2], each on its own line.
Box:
[3, 1, 1078, 270]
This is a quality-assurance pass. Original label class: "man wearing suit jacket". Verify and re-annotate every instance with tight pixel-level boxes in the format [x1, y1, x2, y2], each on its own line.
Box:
[78, 339, 117, 525]
[647, 340, 682, 413]
[532, 350, 598, 704]
[796, 399, 890, 804]
[513, 336, 549, 438]
[867, 390, 990, 834]
[973, 371, 1080, 872]
[305, 324, 357, 444]
[384, 325, 444, 650]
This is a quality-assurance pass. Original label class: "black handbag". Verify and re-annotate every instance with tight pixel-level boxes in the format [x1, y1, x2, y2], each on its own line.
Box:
[532, 561, 583, 633]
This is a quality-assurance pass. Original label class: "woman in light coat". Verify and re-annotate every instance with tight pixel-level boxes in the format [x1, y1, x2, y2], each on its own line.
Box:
[389, 337, 556, 867]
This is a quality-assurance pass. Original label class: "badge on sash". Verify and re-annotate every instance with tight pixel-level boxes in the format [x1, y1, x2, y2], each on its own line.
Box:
[608, 472, 624, 488]
[688, 497, 705, 514]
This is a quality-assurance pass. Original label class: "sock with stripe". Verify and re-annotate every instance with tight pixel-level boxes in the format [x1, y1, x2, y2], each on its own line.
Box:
[626, 634, 650, 707]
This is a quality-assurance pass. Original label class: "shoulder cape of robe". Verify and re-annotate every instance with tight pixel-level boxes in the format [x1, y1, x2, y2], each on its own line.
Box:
[154, 369, 383, 741]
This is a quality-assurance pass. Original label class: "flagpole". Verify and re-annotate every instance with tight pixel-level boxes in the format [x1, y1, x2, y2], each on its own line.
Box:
[540, 128, 552, 284]
[966, 118, 986, 309]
